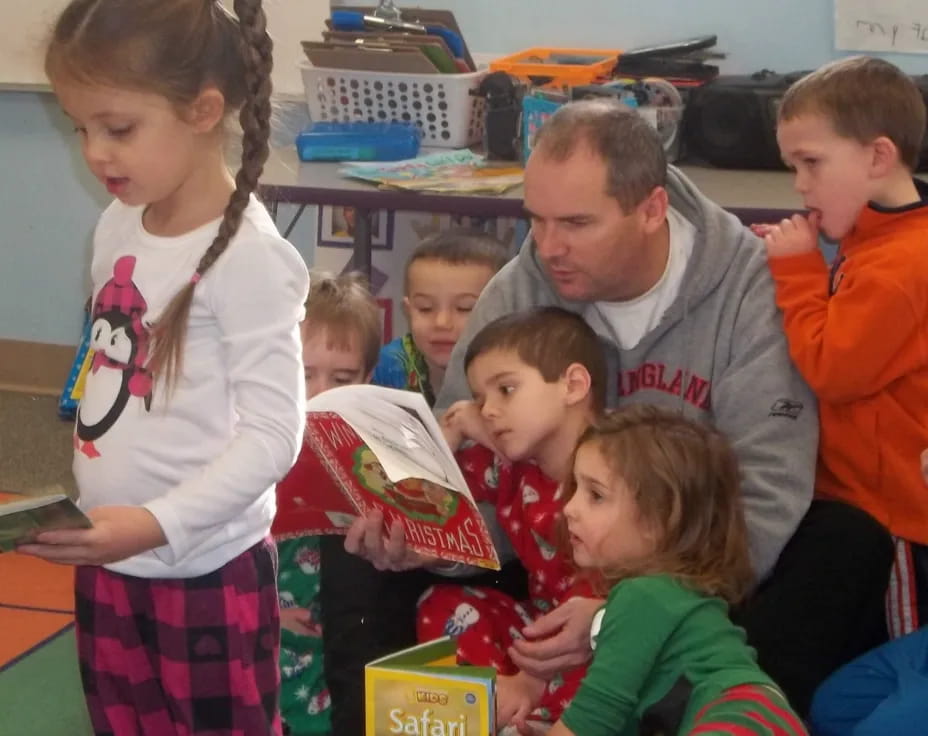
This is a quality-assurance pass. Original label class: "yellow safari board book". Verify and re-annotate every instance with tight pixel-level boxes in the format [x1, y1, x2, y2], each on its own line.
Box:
[365, 636, 494, 735]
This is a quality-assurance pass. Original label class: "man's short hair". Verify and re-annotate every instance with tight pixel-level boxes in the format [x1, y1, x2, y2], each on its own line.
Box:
[778, 56, 926, 170]
[404, 228, 510, 293]
[531, 99, 667, 212]
[464, 307, 607, 410]
[304, 271, 382, 375]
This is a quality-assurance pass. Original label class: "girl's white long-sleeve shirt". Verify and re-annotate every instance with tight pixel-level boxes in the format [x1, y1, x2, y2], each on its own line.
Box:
[73, 195, 309, 578]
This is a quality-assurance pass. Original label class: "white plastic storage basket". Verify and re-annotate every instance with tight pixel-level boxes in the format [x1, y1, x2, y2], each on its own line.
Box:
[301, 63, 486, 148]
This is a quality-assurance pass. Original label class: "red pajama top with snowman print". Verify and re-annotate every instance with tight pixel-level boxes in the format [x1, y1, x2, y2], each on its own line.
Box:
[417, 443, 592, 724]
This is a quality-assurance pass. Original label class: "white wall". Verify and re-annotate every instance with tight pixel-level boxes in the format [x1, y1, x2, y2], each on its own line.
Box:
[0, 94, 316, 345]
[3, 1, 928, 345]
[347, 0, 928, 74]
[0, 0, 327, 94]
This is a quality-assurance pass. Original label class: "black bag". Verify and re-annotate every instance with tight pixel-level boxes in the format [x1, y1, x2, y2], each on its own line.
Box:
[684, 69, 928, 171]
[682, 70, 808, 169]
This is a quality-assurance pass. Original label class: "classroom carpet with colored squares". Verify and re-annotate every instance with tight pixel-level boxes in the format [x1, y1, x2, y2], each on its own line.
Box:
[0, 519, 92, 735]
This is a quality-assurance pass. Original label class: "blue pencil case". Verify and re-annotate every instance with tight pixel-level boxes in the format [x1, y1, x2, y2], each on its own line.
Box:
[295, 121, 422, 162]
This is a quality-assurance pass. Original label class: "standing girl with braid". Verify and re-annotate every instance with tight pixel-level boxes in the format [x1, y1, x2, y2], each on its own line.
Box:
[18, 1, 309, 734]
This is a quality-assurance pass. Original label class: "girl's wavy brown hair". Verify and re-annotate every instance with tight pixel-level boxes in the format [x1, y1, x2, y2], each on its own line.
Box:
[46, 0, 274, 391]
[560, 404, 755, 605]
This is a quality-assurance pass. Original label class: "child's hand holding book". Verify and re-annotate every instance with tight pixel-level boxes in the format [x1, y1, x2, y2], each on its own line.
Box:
[0, 490, 91, 553]
[16, 505, 166, 565]
[496, 671, 547, 733]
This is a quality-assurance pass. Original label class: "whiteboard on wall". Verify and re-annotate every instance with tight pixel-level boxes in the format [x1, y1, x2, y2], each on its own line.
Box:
[0, 5, 59, 89]
[0, 0, 326, 96]
[835, 0, 928, 54]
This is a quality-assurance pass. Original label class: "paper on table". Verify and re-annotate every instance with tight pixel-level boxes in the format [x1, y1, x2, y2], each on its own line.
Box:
[340, 150, 523, 194]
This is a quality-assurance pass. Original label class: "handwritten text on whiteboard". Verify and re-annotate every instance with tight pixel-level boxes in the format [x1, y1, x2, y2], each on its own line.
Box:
[835, 0, 928, 54]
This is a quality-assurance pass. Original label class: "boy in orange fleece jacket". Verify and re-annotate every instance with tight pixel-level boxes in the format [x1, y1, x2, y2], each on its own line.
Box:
[758, 56, 928, 639]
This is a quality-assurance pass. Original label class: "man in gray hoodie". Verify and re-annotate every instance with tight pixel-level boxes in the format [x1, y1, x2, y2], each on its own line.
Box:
[326, 100, 893, 728]
[440, 102, 817, 585]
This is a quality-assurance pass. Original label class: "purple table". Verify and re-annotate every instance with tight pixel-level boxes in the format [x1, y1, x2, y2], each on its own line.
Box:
[259, 147, 801, 278]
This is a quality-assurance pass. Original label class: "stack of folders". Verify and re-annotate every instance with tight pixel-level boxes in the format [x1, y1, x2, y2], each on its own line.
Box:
[302, 6, 475, 75]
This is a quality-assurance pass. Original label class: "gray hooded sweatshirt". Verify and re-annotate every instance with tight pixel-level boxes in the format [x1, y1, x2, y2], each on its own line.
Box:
[436, 166, 817, 582]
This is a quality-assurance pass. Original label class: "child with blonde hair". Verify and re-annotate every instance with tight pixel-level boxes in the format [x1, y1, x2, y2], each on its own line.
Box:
[298, 271, 382, 398]
[520, 406, 808, 736]
[19, 1, 309, 734]
[275, 271, 381, 735]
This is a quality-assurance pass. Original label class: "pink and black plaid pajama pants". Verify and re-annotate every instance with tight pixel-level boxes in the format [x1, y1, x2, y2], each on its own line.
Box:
[75, 538, 282, 736]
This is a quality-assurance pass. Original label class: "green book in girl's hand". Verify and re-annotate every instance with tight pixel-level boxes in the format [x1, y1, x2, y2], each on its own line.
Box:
[0, 491, 91, 552]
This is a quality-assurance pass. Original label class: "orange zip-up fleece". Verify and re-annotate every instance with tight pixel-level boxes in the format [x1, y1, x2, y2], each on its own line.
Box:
[768, 185, 928, 544]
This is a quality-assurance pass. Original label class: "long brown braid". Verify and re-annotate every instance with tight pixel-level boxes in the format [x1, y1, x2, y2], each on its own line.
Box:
[45, 0, 275, 391]
[148, 0, 274, 389]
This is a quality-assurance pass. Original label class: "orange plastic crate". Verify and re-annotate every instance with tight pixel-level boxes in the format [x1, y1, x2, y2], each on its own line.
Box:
[489, 47, 622, 85]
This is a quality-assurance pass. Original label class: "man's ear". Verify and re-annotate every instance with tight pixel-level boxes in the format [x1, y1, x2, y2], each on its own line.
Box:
[188, 87, 226, 133]
[870, 135, 901, 178]
[638, 186, 669, 235]
[402, 296, 411, 320]
[563, 362, 592, 407]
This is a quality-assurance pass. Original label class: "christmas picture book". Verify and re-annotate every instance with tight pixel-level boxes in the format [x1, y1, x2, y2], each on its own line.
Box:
[272, 384, 500, 570]
[365, 636, 495, 736]
[0, 490, 92, 552]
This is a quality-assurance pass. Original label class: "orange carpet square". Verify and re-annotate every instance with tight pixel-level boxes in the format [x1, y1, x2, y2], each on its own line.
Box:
[0, 551, 74, 612]
[0, 607, 73, 670]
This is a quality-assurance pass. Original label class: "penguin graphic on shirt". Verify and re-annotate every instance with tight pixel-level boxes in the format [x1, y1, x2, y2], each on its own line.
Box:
[75, 255, 153, 458]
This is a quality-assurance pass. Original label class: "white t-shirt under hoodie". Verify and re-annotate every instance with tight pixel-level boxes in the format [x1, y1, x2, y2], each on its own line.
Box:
[73, 195, 309, 578]
[585, 207, 695, 349]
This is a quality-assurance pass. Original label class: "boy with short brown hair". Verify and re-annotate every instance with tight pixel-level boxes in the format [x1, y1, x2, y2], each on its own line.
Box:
[420, 306, 607, 731]
[760, 55, 928, 640]
[371, 228, 509, 405]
